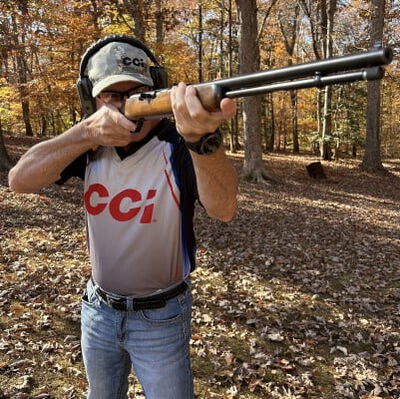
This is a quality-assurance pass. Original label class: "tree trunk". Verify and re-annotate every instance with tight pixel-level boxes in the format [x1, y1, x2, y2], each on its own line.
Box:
[198, 3, 203, 82]
[0, 122, 13, 171]
[321, 85, 333, 159]
[123, 0, 146, 42]
[361, 0, 385, 172]
[155, 0, 164, 46]
[320, 0, 337, 160]
[298, 0, 321, 59]
[265, 93, 275, 152]
[236, 0, 270, 183]
[278, 4, 300, 153]
[352, 144, 357, 158]
[219, 5, 224, 78]
[89, 0, 101, 34]
[228, 0, 238, 152]
[298, 0, 323, 152]
[268, 93, 275, 152]
[290, 90, 299, 153]
[40, 115, 47, 136]
[11, 2, 33, 137]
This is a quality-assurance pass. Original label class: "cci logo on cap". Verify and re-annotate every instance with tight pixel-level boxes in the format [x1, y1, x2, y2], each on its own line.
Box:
[122, 56, 146, 68]
[87, 41, 154, 97]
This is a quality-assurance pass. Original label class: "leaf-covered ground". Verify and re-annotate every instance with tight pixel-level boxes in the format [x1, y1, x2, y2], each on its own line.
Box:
[1, 136, 399, 399]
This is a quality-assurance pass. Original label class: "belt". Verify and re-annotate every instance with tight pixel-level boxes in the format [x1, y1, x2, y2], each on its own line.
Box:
[93, 280, 188, 311]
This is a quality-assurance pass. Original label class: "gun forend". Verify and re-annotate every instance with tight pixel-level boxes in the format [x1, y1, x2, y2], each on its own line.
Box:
[123, 84, 223, 120]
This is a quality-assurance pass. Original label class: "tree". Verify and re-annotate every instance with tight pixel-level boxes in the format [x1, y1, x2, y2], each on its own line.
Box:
[122, 0, 146, 42]
[278, 3, 300, 153]
[361, 0, 386, 172]
[155, 0, 165, 46]
[297, 0, 324, 147]
[297, 0, 338, 159]
[198, 2, 204, 82]
[7, 0, 34, 137]
[320, 0, 337, 160]
[236, 0, 270, 183]
[0, 82, 17, 170]
[0, 130, 12, 171]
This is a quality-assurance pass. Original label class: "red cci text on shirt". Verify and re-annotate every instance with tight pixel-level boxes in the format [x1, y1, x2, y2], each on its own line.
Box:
[84, 183, 156, 223]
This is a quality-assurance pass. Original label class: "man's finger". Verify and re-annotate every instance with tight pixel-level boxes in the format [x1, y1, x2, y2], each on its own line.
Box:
[220, 98, 236, 119]
[107, 104, 137, 131]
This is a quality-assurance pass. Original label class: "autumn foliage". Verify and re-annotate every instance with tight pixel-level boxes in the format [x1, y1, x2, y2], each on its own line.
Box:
[0, 0, 399, 158]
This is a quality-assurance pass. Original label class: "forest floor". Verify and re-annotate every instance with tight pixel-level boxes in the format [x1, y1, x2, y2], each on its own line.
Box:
[0, 135, 399, 399]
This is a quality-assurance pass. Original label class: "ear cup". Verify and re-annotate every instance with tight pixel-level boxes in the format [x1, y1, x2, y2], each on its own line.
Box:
[150, 66, 168, 90]
[76, 76, 96, 116]
[77, 35, 168, 116]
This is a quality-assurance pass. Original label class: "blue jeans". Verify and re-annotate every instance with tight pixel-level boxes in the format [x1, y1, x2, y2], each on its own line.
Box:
[80, 278, 194, 399]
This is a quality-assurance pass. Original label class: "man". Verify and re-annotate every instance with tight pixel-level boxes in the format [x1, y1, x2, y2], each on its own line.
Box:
[8, 36, 238, 398]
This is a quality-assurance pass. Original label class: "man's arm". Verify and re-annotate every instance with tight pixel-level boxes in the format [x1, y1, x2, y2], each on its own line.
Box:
[8, 104, 137, 193]
[171, 83, 238, 222]
[189, 147, 238, 222]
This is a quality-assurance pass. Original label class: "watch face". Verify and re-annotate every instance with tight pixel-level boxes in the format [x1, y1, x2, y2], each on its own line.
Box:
[200, 132, 222, 154]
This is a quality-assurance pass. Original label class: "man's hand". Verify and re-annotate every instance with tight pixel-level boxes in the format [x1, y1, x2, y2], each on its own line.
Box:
[83, 103, 138, 147]
[7, 104, 137, 193]
[171, 82, 236, 142]
[170, 82, 238, 222]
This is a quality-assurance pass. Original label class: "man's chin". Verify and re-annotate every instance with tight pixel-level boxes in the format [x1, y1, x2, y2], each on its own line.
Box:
[133, 120, 159, 139]
[130, 130, 148, 142]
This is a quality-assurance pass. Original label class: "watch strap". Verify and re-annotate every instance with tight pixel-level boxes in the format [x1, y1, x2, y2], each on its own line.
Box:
[184, 130, 222, 155]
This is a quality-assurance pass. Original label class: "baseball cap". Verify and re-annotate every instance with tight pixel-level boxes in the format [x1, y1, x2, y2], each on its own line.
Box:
[87, 41, 154, 97]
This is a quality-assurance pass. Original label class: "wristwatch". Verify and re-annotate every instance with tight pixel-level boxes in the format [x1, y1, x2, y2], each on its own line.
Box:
[184, 130, 223, 155]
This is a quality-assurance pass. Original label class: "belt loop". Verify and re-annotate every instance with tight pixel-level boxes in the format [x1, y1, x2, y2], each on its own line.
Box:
[90, 276, 97, 292]
[90, 277, 100, 302]
[126, 298, 133, 312]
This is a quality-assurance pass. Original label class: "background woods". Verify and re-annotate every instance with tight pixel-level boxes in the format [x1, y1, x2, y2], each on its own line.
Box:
[0, 0, 399, 174]
[1, 1, 400, 398]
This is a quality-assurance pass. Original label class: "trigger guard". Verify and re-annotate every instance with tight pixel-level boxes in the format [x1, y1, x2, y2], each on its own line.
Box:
[131, 119, 144, 134]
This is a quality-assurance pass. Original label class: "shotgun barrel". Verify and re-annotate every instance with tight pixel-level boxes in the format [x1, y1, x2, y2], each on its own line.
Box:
[196, 46, 392, 92]
[224, 66, 385, 98]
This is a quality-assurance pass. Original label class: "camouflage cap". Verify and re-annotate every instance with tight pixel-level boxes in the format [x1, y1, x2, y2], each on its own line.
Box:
[87, 41, 154, 97]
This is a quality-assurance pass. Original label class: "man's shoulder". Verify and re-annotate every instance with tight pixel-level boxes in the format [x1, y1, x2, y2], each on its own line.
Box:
[157, 120, 182, 145]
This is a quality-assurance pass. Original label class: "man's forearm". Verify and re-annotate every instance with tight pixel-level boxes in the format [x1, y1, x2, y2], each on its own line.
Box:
[9, 104, 145, 193]
[8, 123, 94, 193]
[190, 147, 238, 222]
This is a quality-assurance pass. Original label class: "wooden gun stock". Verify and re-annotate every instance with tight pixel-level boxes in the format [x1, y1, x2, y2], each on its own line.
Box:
[123, 84, 223, 120]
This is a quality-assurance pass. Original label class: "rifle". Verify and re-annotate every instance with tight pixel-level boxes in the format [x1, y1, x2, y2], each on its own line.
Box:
[123, 47, 393, 120]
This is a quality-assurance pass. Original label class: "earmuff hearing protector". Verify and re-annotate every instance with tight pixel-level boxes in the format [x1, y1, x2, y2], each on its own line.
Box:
[76, 35, 168, 116]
